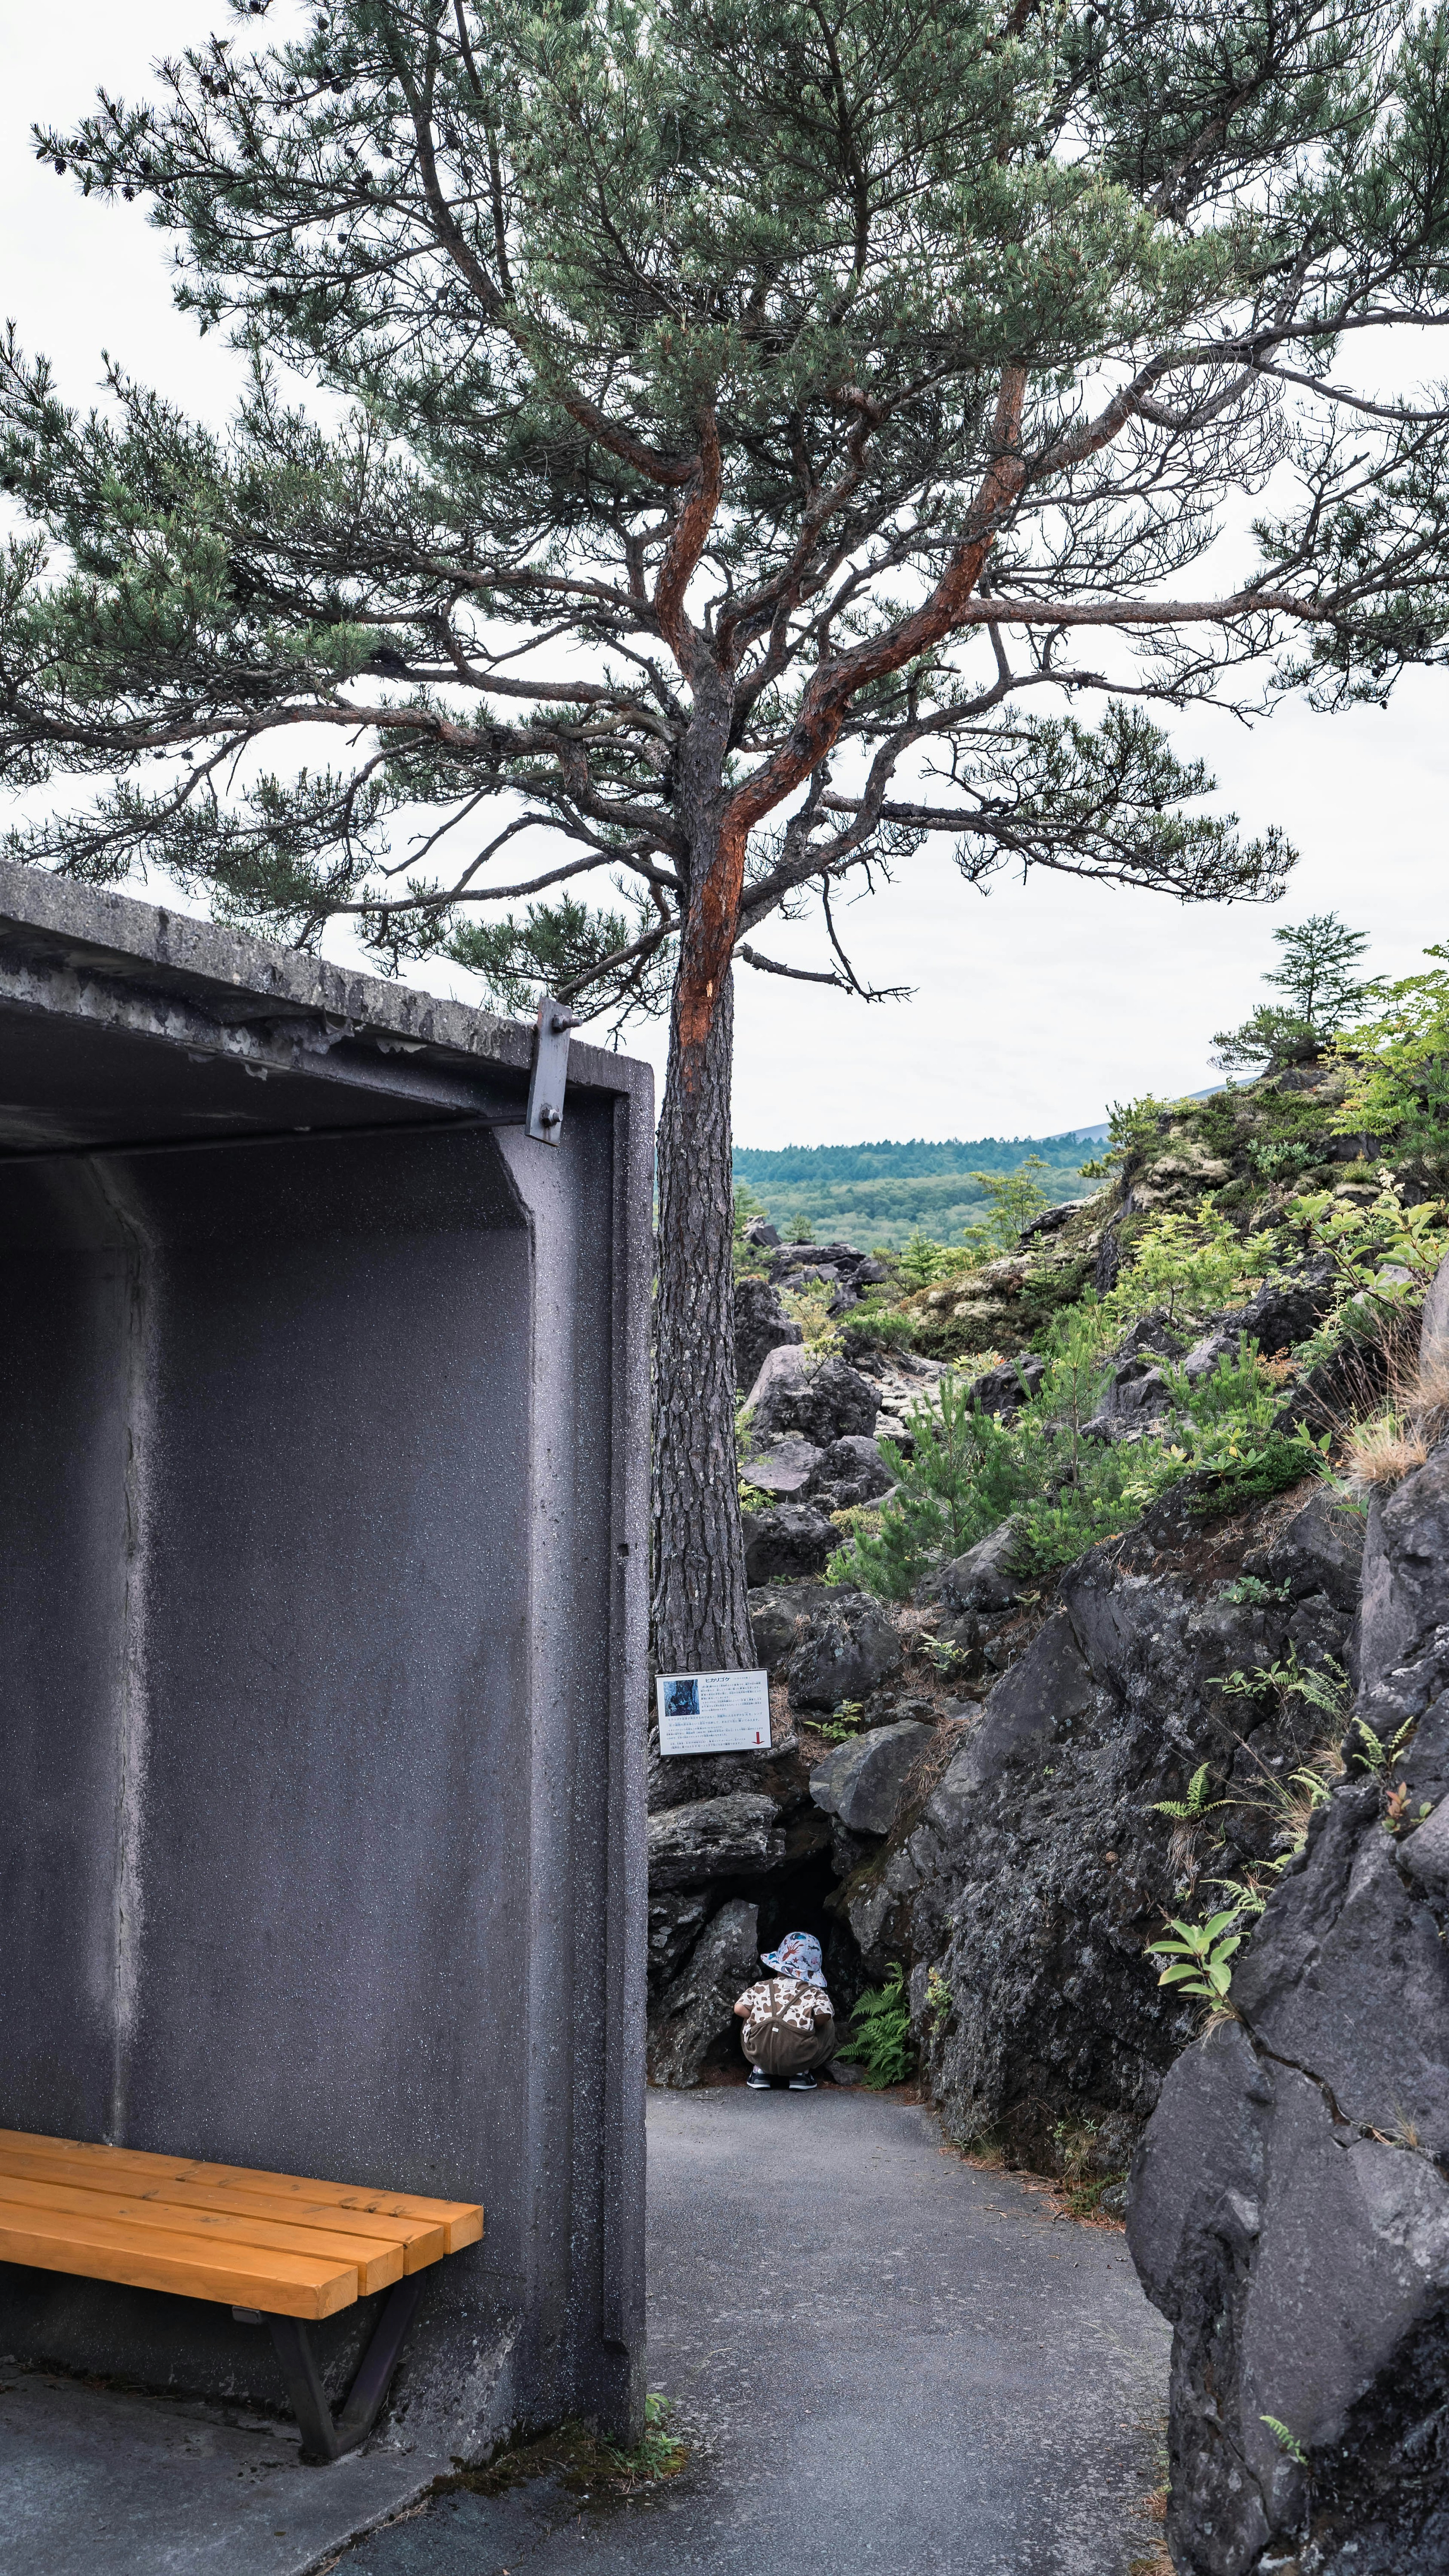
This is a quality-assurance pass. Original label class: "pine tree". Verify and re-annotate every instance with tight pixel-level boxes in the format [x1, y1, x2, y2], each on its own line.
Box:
[1212, 913, 1373, 1070]
[6, 1, 1449, 1668]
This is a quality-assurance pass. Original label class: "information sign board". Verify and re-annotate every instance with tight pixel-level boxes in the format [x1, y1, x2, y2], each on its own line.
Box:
[656, 1668, 772, 1755]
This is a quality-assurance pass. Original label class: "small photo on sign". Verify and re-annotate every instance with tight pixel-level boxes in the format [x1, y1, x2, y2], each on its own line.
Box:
[657, 1668, 771, 1755]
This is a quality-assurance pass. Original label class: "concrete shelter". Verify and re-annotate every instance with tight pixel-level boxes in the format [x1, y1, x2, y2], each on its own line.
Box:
[0, 862, 652, 2455]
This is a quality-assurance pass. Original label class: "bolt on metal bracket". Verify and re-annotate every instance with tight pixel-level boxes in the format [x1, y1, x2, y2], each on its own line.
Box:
[526, 998, 578, 1145]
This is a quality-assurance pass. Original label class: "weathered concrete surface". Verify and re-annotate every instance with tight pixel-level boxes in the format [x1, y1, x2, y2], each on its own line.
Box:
[333, 2088, 1171, 2576]
[0, 2368, 446, 2576]
[0, 867, 653, 2452]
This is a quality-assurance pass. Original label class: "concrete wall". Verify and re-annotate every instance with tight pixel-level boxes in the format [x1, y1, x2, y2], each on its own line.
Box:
[0, 868, 651, 2455]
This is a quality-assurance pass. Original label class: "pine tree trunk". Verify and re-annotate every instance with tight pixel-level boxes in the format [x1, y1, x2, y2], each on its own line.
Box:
[651, 959, 754, 1675]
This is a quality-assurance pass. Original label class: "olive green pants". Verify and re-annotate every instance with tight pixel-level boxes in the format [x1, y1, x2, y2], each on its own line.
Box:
[741, 2012, 836, 2077]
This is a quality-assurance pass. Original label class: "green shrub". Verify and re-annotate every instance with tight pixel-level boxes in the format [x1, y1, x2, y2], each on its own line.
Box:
[958, 1155, 1053, 1256]
[837, 1964, 916, 2088]
[829, 1375, 1028, 1597]
[898, 1230, 951, 1288]
[847, 1300, 918, 1350]
[1334, 948, 1449, 1168]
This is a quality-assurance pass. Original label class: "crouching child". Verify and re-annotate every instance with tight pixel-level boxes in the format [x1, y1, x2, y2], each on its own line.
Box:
[734, 1931, 836, 2092]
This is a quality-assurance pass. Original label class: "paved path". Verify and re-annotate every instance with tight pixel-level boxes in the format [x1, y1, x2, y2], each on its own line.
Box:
[340, 2086, 1170, 2576]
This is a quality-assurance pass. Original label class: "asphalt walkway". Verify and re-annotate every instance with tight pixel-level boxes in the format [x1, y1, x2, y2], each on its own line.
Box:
[338, 2085, 1170, 2576]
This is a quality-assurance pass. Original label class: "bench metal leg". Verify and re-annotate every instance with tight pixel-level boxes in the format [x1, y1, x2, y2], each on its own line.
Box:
[266, 2272, 427, 2463]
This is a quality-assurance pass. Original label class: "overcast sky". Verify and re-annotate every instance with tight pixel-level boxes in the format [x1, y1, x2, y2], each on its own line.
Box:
[4, 0, 1445, 1148]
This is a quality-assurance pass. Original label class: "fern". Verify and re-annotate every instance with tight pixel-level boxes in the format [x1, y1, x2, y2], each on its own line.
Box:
[836, 1963, 916, 2088]
[1260, 2414, 1308, 2467]
[1151, 1763, 1230, 1823]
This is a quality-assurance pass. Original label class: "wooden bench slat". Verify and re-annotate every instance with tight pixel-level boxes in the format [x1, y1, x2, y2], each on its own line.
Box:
[0, 2145, 447, 2272]
[0, 2194, 357, 2320]
[0, 2172, 404, 2297]
[0, 2131, 483, 2254]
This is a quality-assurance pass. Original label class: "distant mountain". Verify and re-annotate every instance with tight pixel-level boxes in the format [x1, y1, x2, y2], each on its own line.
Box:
[732, 1129, 1101, 1250]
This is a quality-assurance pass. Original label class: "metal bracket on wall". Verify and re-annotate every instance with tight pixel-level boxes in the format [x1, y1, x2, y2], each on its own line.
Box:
[526, 998, 578, 1145]
[250, 2273, 428, 2464]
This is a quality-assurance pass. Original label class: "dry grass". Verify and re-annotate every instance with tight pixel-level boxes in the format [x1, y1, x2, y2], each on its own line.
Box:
[1339, 1334, 1449, 1493]
[1127, 2480, 1174, 2574]
[1346, 1408, 1430, 1489]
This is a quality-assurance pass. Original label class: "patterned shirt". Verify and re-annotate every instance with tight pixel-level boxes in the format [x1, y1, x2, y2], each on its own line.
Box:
[736, 1975, 835, 2051]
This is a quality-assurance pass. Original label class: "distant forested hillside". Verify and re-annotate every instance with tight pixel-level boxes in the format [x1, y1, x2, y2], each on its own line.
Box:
[732, 1132, 1098, 1250]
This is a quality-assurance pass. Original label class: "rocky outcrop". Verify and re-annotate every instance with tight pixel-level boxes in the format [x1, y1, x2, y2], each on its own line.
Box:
[743, 1345, 879, 1446]
[741, 1500, 837, 1583]
[734, 1275, 802, 1393]
[786, 1592, 904, 1713]
[810, 1721, 935, 1837]
[647, 1793, 787, 1888]
[1127, 1281, 1449, 2576]
[940, 1520, 1025, 1613]
[749, 1581, 842, 1674]
[825, 1479, 1362, 2173]
[648, 1899, 762, 2088]
[740, 1433, 823, 1499]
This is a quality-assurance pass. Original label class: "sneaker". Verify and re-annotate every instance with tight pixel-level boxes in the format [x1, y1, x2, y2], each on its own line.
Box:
[788, 2070, 817, 2092]
[746, 2067, 772, 2091]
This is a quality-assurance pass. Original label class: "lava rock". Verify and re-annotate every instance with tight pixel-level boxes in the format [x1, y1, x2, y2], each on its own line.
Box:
[1019, 1200, 1091, 1242]
[786, 1594, 905, 1712]
[734, 1274, 802, 1393]
[647, 1898, 760, 2088]
[934, 1610, 1093, 1797]
[646, 1890, 714, 1996]
[940, 1519, 1025, 1613]
[741, 1503, 837, 1584]
[810, 1433, 892, 1500]
[1127, 1275, 1449, 2576]
[647, 1726, 812, 1819]
[1082, 1357, 1174, 1443]
[647, 1792, 787, 1889]
[834, 1504, 1349, 2164]
[748, 1580, 844, 1675]
[1241, 1485, 1366, 1613]
[968, 1355, 1047, 1416]
[809, 1720, 935, 1835]
[741, 1434, 825, 1498]
[744, 1346, 879, 1446]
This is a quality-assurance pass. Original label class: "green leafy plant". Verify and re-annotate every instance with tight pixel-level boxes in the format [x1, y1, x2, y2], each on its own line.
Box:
[1108, 1200, 1271, 1329]
[837, 1964, 916, 2088]
[1350, 1712, 1418, 1774]
[1079, 1096, 1171, 1180]
[1286, 1172, 1449, 1325]
[1151, 1765, 1230, 1825]
[600, 2391, 689, 2486]
[924, 1966, 953, 2036]
[1220, 1574, 1292, 1605]
[1213, 913, 1372, 1074]
[829, 1376, 1027, 1597]
[1260, 2415, 1308, 2468]
[816, 1698, 869, 1744]
[846, 1301, 918, 1351]
[1146, 1910, 1244, 2006]
[899, 1232, 952, 1290]
[1334, 949, 1449, 1170]
[781, 1282, 844, 1356]
[959, 1156, 1054, 1258]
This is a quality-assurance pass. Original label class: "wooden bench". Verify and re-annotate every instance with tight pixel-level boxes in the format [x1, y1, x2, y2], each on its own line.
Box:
[0, 2126, 483, 2462]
